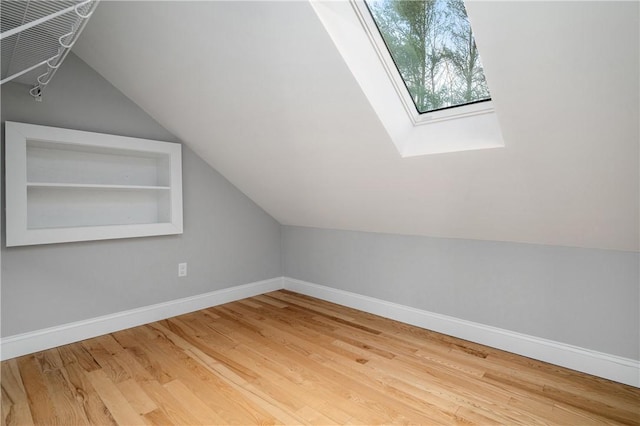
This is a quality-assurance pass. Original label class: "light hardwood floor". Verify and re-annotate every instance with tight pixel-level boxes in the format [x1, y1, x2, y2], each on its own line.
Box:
[2, 290, 639, 425]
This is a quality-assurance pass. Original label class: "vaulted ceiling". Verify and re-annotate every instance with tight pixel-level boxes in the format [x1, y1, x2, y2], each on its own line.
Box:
[72, 1, 639, 252]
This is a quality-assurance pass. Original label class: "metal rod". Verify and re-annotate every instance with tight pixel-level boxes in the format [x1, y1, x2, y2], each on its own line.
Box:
[0, 57, 50, 85]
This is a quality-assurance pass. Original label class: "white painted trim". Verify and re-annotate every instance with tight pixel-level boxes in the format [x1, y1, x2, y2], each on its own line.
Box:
[5, 121, 183, 247]
[283, 277, 640, 388]
[309, 0, 504, 157]
[349, 0, 494, 128]
[0, 277, 283, 360]
[3, 275, 637, 387]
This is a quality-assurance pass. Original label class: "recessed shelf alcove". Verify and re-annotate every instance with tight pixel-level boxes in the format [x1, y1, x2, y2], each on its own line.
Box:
[5, 122, 183, 246]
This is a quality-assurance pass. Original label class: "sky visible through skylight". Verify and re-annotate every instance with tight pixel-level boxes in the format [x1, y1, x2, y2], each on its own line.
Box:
[366, 0, 491, 114]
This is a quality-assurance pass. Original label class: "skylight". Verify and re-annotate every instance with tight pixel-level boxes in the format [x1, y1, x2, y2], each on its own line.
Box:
[365, 0, 491, 114]
[310, 0, 504, 156]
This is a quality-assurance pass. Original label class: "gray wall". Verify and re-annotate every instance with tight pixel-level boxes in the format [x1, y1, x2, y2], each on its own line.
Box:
[1, 54, 281, 336]
[282, 225, 640, 360]
[3, 54, 637, 366]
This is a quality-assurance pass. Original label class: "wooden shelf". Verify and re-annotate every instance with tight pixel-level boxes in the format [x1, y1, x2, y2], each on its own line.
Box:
[5, 122, 183, 246]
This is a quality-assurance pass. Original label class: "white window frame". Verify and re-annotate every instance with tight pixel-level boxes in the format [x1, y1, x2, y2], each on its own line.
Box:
[311, 0, 504, 157]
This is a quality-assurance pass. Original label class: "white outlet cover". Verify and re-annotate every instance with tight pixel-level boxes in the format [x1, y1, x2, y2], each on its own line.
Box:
[178, 262, 187, 277]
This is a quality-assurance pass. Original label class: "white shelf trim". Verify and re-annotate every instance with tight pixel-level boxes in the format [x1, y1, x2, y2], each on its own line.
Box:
[5, 121, 183, 246]
[27, 183, 171, 190]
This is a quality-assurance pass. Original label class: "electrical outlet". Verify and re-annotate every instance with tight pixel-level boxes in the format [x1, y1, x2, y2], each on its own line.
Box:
[178, 262, 187, 277]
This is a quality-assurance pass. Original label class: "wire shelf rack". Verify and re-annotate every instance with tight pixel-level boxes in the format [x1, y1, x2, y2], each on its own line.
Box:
[1, 0, 99, 99]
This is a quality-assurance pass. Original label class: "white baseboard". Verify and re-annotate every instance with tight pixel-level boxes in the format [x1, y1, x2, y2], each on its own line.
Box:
[283, 277, 640, 388]
[3, 275, 637, 388]
[0, 277, 283, 361]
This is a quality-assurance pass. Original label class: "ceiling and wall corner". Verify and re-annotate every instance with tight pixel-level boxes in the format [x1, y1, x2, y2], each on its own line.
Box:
[72, 0, 639, 252]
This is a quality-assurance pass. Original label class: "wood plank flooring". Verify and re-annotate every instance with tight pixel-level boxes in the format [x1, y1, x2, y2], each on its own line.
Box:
[2, 290, 639, 425]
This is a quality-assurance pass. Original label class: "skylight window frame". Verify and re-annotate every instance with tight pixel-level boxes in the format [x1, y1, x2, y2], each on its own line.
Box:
[310, 0, 503, 156]
[351, 0, 496, 127]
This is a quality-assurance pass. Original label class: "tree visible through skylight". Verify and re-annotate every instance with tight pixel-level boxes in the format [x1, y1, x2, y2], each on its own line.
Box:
[366, 0, 491, 114]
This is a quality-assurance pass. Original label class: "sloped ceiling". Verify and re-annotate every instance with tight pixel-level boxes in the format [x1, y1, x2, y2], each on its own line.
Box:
[72, 1, 639, 251]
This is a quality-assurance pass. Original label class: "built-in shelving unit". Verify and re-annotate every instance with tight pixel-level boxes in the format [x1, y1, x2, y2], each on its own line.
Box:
[5, 122, 183, 246]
